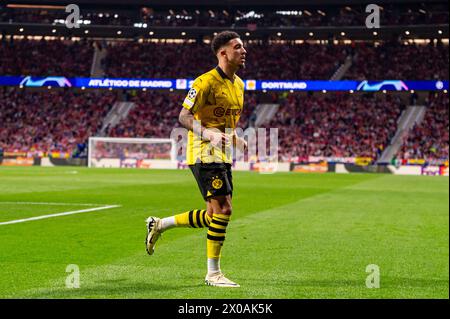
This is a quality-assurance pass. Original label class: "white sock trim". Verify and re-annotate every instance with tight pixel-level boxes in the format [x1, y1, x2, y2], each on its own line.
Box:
[160, 216, 176, 232]
[208, 258, 221, 275]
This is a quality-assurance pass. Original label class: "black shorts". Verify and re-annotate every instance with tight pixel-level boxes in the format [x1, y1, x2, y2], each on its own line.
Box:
[189, 163, 233, 201]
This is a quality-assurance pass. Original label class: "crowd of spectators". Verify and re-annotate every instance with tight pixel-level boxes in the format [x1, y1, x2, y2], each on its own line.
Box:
[345, 40, 449, 80]
[0, 38, 93, 77]
[0, 87, 115, 155]
[0, 38, 348, 80]
[0, 34, 447, 163]
[102, 41, 349, 80]
[1, 4, 448, 27]
[106, 90, 184, 139]
[103, 42, 214, 79]
[1, 86, 447, 164]
[106, 90, 258, 139]
[397, 93, 449, 164]
[264, 92, 405, 162]
[1, 37, 447, 82]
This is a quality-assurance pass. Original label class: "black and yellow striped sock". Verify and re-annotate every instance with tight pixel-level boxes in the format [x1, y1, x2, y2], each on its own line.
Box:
[207, 214, 230, 259]
[174, 210, 211, 228]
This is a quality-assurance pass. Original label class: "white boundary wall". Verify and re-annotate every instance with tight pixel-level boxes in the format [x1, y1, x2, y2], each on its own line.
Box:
[88, 137, 176, 168]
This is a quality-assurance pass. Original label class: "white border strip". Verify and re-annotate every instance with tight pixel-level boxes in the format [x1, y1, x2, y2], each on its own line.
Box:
[0, 205, 121, 226]
[0, 202, 113, 206]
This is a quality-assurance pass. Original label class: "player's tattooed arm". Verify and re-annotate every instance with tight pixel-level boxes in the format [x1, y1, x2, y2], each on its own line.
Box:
[178, 108, 229, 147]
[178, 107, 197, 133]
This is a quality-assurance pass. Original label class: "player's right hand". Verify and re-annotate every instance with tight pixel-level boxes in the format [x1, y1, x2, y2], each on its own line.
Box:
[203, 129, 230, 148]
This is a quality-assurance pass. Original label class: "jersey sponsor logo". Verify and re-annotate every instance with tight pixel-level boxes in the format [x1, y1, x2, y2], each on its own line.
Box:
[214, 107, 226, 117]
[188, 88, 197, 99]
[212, 176, 223, 189]
[213, 107, 242, 117]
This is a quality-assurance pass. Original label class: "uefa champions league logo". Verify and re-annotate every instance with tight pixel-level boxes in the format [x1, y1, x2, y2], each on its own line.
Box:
[20, 76, 72, 87]
[357, 80, 409, 91]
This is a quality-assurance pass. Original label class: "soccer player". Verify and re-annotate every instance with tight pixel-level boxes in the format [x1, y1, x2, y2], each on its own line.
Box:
[145, 31, 247, 288]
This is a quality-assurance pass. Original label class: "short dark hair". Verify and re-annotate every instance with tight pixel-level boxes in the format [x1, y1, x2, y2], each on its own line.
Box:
[211, 31, 241, 55]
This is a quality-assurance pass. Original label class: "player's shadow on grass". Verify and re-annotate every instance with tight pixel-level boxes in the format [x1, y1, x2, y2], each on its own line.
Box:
[245, 277, 448, 289]
[25, 282, 203, 298]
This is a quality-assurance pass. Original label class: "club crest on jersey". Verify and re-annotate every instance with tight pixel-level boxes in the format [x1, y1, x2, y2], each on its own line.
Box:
[212, 176, 223, 189]
[188, 88, 197, 99]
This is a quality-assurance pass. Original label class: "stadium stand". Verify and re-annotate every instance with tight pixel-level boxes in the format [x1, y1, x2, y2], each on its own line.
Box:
[0, 2, 448, 166]
[345, 40, 449, 80]
[105, 91, 258, 138]
[264, 92, 405, 163]
[0, 87, 115, 155]
[0, 38, 94, 77]
[102, 41, 349, 80]
[0, 86, 418, 163]
[1, 37, 447, 81]
[396, 92, 449, 164]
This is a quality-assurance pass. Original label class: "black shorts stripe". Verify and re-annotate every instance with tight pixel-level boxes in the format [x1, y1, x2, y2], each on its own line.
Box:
[208, 226, 226, 233]
[211, 219, 228, 227]
[188, 210, 196, 228]
[207, 234, 226, 241]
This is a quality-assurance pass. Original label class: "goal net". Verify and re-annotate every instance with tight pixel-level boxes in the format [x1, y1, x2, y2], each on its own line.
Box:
[88, 137, 177, 169]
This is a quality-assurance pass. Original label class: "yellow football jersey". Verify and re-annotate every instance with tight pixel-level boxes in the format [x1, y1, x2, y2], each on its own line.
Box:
[182, 67, 244, 165]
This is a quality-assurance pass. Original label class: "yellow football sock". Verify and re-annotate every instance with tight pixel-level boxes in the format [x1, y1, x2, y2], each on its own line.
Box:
[207, 214, 230, 259]
[174, 210, 211, 228]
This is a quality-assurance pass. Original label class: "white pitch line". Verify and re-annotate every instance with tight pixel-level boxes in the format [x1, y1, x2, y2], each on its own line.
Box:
[0, 205, 121, 226]
[0, 202, 112, 207]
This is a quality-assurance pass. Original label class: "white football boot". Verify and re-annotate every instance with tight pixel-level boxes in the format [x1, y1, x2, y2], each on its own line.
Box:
[205, 272, 240, 288]
[145, 217, 162, 255]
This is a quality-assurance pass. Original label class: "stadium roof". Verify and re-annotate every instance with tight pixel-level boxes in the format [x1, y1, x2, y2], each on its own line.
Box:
[3, 0, 440, 7]
[2, 0, 447, 40]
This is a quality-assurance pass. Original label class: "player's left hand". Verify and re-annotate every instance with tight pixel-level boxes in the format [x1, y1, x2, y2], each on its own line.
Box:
[235, 136, 247, 152]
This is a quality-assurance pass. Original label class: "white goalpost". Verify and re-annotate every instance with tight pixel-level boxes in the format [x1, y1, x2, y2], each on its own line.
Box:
[88, 137, 178, 169]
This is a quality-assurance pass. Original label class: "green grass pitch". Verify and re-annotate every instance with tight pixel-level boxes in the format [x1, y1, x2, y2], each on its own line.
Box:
[0, 166, 448, 298]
